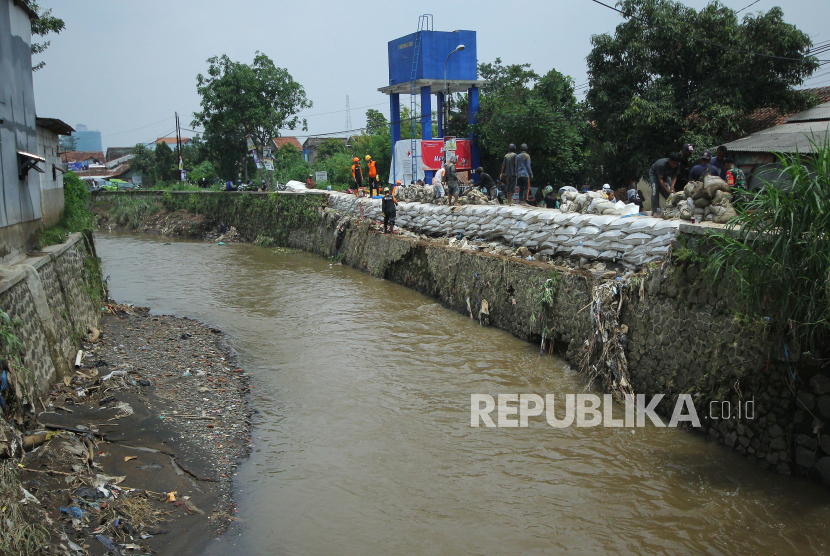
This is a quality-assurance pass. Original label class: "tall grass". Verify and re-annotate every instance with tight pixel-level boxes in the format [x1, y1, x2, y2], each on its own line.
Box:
[35, 171, 95, 248]
[708, 136, 830, 349]
[109, 196, 161, 229]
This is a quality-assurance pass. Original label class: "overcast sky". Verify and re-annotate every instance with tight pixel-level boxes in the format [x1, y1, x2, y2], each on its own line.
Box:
[32, 0, 830, 150]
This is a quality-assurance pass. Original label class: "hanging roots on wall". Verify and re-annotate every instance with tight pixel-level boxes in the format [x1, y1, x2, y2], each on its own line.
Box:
[579, 280, 632, 401]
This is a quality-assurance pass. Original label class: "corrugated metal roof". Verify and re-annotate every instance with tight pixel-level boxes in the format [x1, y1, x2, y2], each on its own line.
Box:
[725, 101, 830, 153]
[787, 102, 830, 122]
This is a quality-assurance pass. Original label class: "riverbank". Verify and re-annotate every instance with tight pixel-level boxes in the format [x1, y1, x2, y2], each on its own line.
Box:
[5, 303, 252, 556]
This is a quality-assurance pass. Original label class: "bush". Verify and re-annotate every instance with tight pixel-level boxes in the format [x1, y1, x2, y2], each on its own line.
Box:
[709, 136, 830, 349]
[109, 196, 161, 229]
[35, 172, 95, 248]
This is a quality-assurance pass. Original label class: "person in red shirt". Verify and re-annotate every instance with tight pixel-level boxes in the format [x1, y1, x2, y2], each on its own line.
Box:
[306, 174, 316, 189]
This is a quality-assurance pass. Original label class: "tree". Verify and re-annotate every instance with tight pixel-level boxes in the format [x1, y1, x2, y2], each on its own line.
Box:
[365, 109, 388, 136]
[153, 142, 176, 183]
[130, 144, 156, 185]
[193, 52, 312, 185]
[586, 0, 820, 184]
[316, 138, 346, 161]
[26, 1, 65, 71]
[472, 59, 587, 185]
[59, 135, 77, 152]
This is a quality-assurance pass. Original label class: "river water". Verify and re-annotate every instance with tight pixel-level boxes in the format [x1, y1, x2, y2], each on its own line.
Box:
[97, 232, 830, 556]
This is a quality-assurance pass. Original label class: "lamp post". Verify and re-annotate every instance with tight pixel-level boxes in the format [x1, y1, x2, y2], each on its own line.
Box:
[443, 44, 465, 138]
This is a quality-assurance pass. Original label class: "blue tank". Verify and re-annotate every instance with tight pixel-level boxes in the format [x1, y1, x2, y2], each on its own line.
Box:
[387, 30, 478, 86]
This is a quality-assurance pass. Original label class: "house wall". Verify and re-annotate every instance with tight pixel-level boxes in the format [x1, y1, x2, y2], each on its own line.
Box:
[38, 125, 64, 227]
[0, 0, 42, 261]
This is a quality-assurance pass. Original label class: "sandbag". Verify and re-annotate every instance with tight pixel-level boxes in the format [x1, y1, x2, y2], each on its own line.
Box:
[704, 175, 730, 199]
[694, 197, 710, 208]
[602, 208, 622, 215]
[711, 190, 731, 206]
[714, 208, 737, 224]
[667, 192, 687, 207]
[685, 181, 706, 200]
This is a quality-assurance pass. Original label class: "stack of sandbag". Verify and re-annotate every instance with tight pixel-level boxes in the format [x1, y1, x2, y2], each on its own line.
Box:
[664, 176, 735, 223]
[558, 189, 638, 216]
[457, 188, 497, 206]
[395, 185, 438, 204]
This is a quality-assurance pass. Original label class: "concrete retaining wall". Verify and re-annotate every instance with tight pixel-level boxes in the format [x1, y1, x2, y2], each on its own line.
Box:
[0, 233, 100, 393]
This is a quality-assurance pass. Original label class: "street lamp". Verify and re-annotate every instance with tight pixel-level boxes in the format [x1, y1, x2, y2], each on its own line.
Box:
[443, 44, 465, 137]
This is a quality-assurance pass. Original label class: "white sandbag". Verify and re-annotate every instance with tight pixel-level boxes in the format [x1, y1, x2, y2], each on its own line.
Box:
[620, 232, 653, 245]
[595, 230, 625, 242]
[648, 233, 675, 247]
[580, 226, 601, 236]
[571, 245, 601, 258]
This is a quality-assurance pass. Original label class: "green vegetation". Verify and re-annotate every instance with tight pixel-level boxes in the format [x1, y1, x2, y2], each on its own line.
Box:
[26, 0, 65, 72]
[709, 138, 830, 349]
[537, 272, 562, 308]
[586, 0, 819, 184]
[107, 196, 161, 229]
[193, 52, 312, 187]
[471, 59, 587, 186]
[161, 191, 322, 245]
[35, 172, 94, 248]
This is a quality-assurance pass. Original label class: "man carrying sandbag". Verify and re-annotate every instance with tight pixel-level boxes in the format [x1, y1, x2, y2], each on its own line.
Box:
[648, 152, 681, 214]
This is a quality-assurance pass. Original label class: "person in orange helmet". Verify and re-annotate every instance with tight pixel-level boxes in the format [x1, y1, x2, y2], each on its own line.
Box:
[351, 157, 364, 197]
[365, 154, 378, 196]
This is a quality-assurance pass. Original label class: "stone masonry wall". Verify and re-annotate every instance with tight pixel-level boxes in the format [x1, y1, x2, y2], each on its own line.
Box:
[0, 233, 101, 393]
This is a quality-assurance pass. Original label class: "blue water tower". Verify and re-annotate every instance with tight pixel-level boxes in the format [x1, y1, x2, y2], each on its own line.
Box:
[379, 16, 487, 184]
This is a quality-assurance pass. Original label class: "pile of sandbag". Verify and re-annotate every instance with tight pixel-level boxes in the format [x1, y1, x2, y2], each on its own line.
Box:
[664, 176, 736, 224]
[457, 187, 497, 206]
[395, 185, 438, 204]
[325, 192, 681, 267]
[558, 190, 639, 216]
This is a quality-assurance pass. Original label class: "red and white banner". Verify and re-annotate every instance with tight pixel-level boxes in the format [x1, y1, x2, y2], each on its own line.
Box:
[455, 139, 471, 170]
[421, 139, 471, 171]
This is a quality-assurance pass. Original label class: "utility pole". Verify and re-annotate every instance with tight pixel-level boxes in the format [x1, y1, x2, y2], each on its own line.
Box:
[345, 96, 352, 131]
[175, 112, 184, 181]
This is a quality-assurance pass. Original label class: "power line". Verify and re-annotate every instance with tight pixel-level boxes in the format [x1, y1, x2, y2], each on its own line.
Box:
[736, 0, 761, 14]
[299, 101, 387, 118]
[586, 0, 829, 62]
[102, 116, 174, 138]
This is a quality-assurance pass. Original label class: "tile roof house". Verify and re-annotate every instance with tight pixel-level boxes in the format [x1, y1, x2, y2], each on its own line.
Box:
[106, 147, 133, 162]
[156, 137, 191, 145]
[270, 136, 302, 151]
[724, 98, 830, 189]
[730, 86, 830, 140]
[62, 151, 106, 165]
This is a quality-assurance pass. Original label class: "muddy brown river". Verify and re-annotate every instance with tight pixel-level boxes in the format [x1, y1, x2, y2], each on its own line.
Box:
[97, 232, 830, 556]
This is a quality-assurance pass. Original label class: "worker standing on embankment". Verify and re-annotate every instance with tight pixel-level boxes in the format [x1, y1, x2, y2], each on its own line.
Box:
[351, 157, 364, 197]
[366, 155, 378, 196]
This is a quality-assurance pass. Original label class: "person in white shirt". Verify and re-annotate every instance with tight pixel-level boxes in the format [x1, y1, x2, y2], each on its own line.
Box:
[432, 167, 445, 204]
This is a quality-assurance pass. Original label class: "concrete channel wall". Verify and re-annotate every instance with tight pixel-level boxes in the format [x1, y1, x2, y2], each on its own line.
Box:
[96, 190, 830, 483]
[0, 233, 100, 393]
